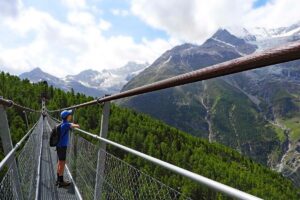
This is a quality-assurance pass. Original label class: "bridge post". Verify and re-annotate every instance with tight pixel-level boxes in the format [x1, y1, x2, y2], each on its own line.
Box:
[94, 101, 110, 200]
[42, 98, 46, 118]
[0, 105, 24, 200]
[23, 111, 29, 130]
[71, 109, 78, 181]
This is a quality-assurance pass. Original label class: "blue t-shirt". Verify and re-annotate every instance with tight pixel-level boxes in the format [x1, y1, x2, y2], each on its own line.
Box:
[57, 120, 71, 147]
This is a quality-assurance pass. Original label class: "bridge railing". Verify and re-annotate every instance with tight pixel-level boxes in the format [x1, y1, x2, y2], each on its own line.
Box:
[0, 97, 41, 113]
[0, 117, 43, 200]
[48, 108, 261, 200]
[48, 115, 192, 200]
[0, 97, 42, 200]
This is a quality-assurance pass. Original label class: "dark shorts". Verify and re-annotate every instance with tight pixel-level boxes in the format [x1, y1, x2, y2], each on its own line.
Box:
[56, 147, 67, 161]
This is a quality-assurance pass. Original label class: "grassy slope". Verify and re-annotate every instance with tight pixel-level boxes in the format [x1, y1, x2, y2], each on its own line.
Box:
[280, 117, 300, 141]
[206, 79, 280, 164]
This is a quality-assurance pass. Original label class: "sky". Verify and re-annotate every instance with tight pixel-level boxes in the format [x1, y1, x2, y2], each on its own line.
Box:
[0, 0, 299, 77]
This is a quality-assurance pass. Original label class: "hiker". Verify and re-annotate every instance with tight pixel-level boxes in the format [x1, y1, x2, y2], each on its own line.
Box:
[56, 110, 80, 187]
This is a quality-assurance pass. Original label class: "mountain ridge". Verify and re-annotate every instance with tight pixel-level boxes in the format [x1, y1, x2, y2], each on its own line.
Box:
[120, 23, 300, 186]
[19, 62, 148, 97]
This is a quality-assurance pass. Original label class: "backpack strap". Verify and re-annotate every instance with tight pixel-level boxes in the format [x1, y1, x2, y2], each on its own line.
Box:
[58, 122, 68, 140]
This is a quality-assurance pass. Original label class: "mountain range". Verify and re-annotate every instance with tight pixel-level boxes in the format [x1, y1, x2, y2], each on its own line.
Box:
[17, 22, 300, 186]
[19, 62, 148, 97]
[120, 23, 300, 186]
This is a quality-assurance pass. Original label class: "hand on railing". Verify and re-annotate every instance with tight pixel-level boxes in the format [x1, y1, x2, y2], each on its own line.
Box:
[71, 123, 80, 129]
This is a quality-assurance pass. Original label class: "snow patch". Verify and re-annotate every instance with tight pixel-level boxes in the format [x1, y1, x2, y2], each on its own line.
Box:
[211, 37, 235, 48]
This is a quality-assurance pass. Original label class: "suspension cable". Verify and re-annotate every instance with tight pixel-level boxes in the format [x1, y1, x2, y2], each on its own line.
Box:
[0, 97, 40, 113]
[48, 40, 300, 112]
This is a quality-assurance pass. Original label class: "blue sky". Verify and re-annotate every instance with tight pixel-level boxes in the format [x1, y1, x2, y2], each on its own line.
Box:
[20, 0, 269, 44]
[23, 0, 169, 43]
[254, 0, 269, 7]
[0, 0, 299, 77]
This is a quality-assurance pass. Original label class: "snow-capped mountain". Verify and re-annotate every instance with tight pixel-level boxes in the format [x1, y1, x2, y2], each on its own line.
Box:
[64, 62, 148, 94]
[19, 62, 148, 97]
[229, 22, 300, 50]
[19, 67, 69, 90]
[18, 23, 300, 98]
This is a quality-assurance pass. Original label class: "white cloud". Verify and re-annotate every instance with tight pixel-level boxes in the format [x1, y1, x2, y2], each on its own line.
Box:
[61, 0, 87, 10]
[98, 19, 111, 31]
[0, 0, 22, 17]
[245, 0, 300, 28]
[67, 11, 95, 26]
[0, 4, 174, 77]
[130, 0, 300, 43]
[131, 0, 254, 43]
[2, 0, 300, 78]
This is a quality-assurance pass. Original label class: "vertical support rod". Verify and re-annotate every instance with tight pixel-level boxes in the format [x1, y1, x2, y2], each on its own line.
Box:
[0, 105, 24, 200]
[94, 101, 110, 200]
[23, 111, 29, 130]
[42, 98, 46, 119]
[72, 109, 78, 181]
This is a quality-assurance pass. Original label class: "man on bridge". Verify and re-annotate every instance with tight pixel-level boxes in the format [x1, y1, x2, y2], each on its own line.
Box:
[56, 110, 80, 187]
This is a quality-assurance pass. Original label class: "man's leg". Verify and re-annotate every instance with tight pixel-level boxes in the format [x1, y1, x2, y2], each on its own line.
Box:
[56, 149, 60, 185]
[56, 162, 59, 184]
[58, 160, 66, 176]
[56, 147, 70, 187]
[56, 160, 64, 185]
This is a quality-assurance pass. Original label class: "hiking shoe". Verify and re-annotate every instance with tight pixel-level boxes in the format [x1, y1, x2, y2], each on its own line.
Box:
[58, 180, 71, 187]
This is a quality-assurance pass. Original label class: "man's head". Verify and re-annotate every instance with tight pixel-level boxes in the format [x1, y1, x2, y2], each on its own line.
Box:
[60, 110, 73, 121]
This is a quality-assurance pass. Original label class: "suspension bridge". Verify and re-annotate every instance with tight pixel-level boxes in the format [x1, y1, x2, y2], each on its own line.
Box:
[0, 41, 300, 200]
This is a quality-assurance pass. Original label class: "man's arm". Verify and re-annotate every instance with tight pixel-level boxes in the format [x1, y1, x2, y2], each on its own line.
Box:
[70, 123, 80, 129]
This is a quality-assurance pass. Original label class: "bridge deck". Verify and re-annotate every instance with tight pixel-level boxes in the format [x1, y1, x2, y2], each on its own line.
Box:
[38, 119, 77, 200]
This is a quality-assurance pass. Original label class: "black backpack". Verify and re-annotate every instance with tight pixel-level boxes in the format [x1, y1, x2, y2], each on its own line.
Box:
[49, 123, 62, 147]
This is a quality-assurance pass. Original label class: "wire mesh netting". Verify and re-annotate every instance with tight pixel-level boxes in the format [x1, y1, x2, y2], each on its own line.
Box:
[1, 115, 192, 200]
[0, 165, 18, 200]
[66, 131, 191, 200]
[47, 116, 192, 199]
[0, 117, 43, 200]
[67, 132, 99, 200]
[96, 148, 191, 200]
[17, 118, 42, 199]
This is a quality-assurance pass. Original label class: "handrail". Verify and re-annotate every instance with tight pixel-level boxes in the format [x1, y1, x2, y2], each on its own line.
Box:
[0, 97, 40, 113]
[0, 119, 39, 171]
[70, 127, 262, 200]
[49, 40, 300, 112]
